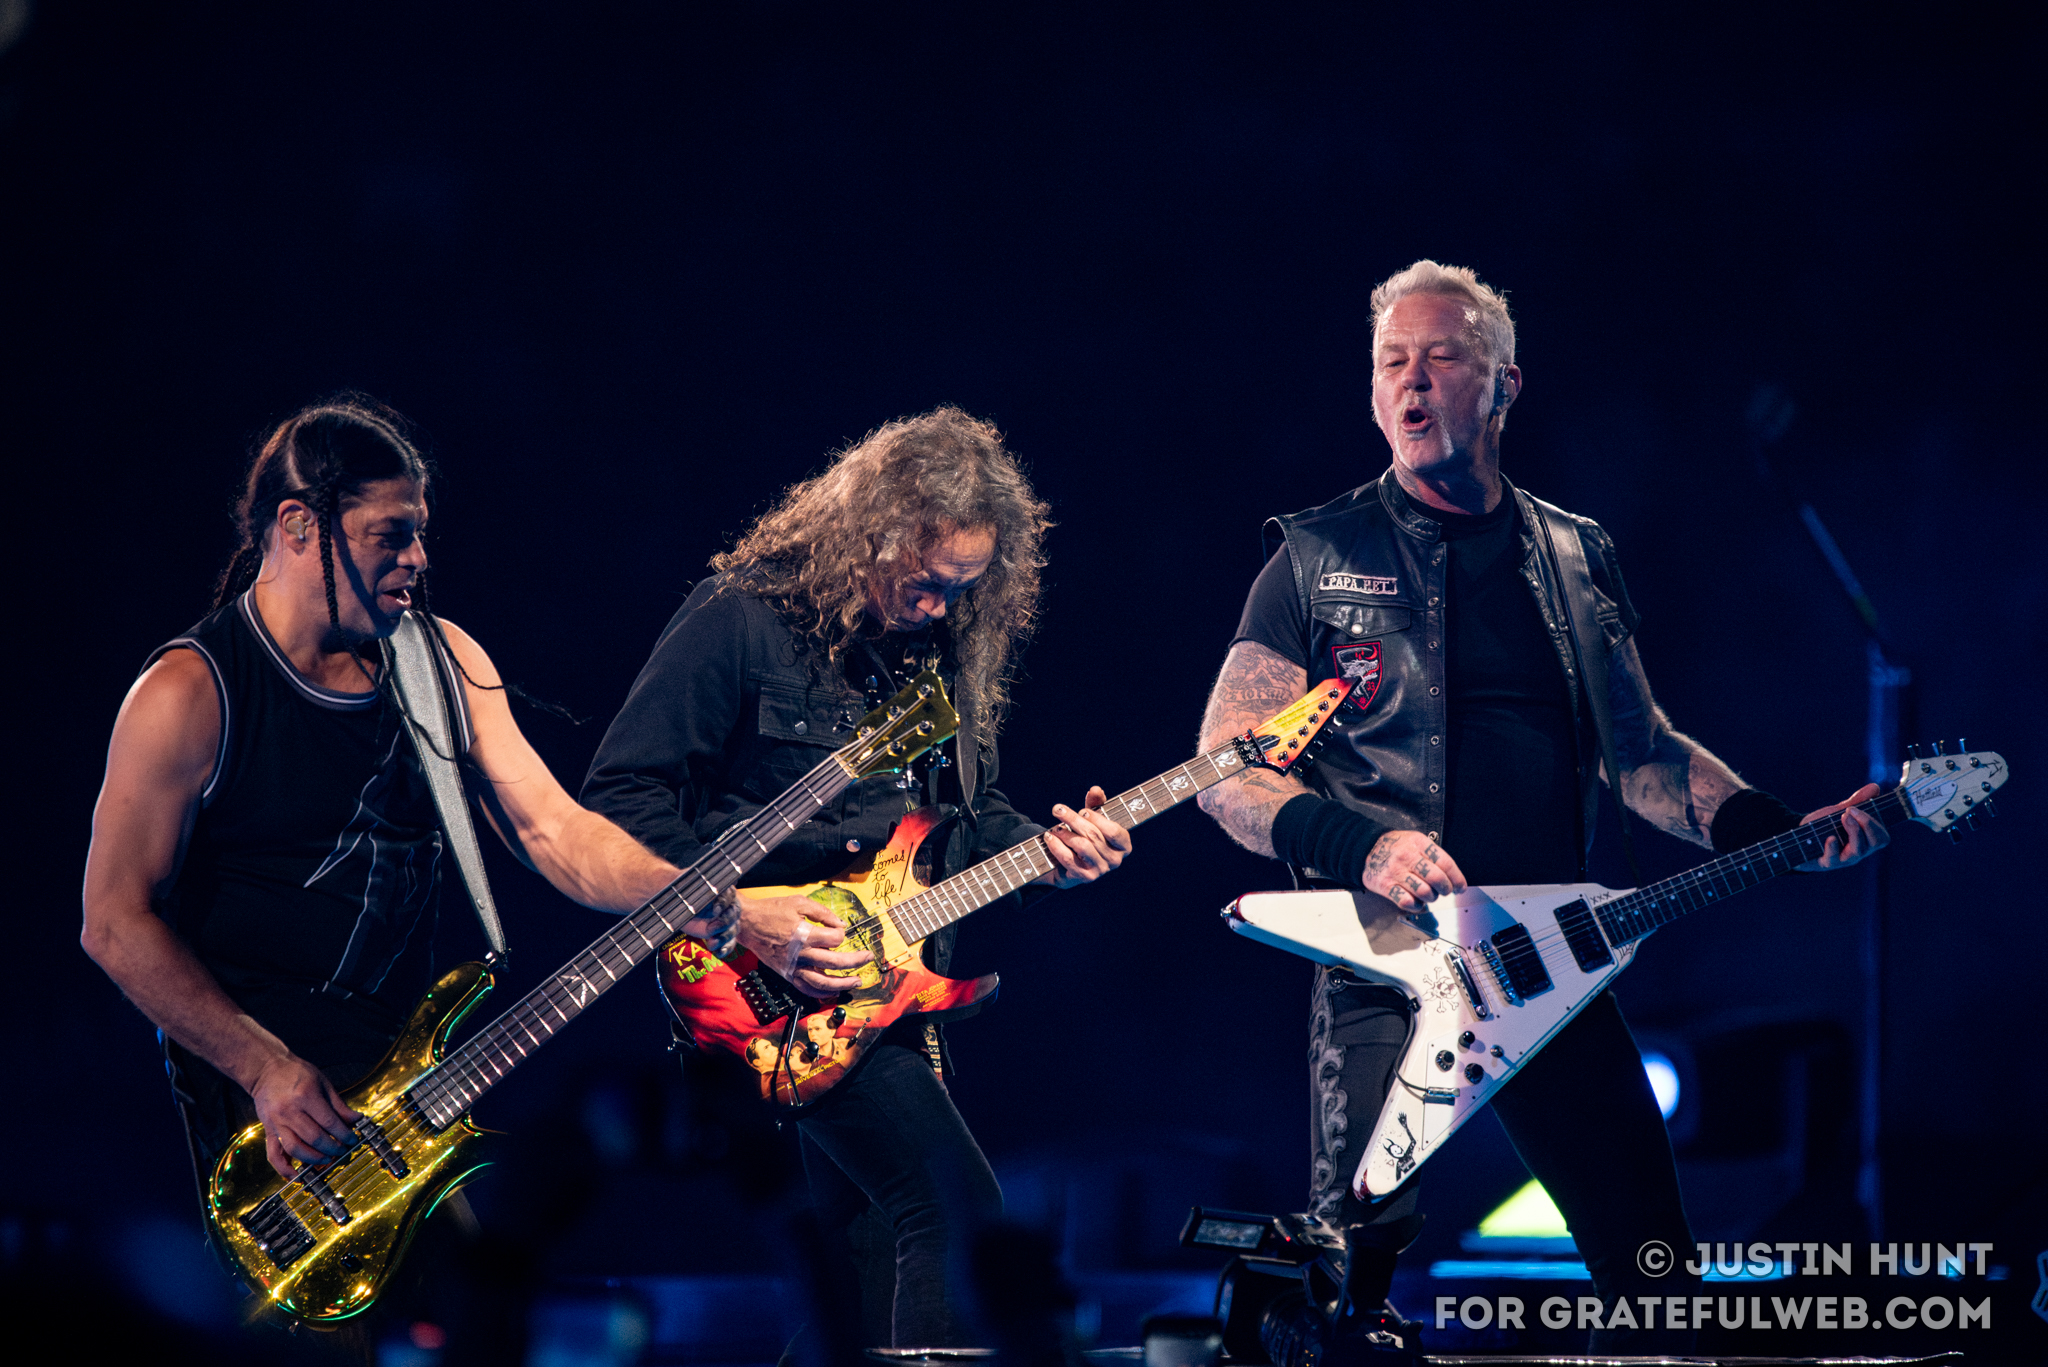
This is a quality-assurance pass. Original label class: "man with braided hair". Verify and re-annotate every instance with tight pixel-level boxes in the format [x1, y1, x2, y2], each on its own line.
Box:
[81, 398, 835, 1359]
[1197, 262, 1886, 1359]
[583, 405, 1133, 1350]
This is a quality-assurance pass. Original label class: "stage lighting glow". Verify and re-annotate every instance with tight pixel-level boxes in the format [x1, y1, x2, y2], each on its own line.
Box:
[1475, 1180, 1568, 1239]
[1427, 1259, 1591, 1280]
[1642, 1050, 1680, 1118]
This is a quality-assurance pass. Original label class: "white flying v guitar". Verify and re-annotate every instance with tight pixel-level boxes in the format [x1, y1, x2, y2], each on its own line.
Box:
[1225, 745, 2010, 1201]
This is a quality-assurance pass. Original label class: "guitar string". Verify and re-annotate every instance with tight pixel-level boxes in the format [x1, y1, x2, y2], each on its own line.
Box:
[798, 743, 1263, 1003]
[745, 703, 1342, 1062]
[1464, 792, 1911, 985]
[1387, 792, 1927, 1113]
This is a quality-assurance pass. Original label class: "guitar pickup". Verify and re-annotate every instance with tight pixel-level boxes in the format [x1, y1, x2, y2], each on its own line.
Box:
[353, 1116, 409, 1179]
[1554, 899, 1615, 973]
[736, 969, 799, 1027]
[1480, 923, 1553, 1002]
[238, 1192, 315, 1269]
[299, 1166, 352, 1226]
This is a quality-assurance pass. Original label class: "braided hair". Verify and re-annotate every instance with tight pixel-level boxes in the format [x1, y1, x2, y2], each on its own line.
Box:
[216, 395, 576, 721]
[216, 397, 430, 617]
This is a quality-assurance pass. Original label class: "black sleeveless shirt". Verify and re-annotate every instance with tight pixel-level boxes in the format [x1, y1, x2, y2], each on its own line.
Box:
[151, 594, 464, 1145]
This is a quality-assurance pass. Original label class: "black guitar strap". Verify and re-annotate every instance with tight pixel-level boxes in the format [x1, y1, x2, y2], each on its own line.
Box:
[1530, 497, 1642, 885]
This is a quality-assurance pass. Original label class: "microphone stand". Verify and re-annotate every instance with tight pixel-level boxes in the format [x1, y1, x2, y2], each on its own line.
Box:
[1746, 386, 1911, 1243]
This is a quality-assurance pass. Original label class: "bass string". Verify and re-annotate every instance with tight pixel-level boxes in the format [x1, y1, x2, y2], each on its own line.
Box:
[251, 751, 894, 1232]
[431, 759, 857, 1101]
[302, 803, 835, 1218]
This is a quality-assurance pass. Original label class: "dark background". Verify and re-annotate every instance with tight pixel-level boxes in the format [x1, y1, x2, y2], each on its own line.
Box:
[4, 0, 2043, 1357]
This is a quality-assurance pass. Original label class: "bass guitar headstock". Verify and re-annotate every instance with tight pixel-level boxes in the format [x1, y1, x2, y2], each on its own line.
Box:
[839, 669, 961, 780]
[1236, 678, 1355, 773]
[1899, 741, 2008, 837]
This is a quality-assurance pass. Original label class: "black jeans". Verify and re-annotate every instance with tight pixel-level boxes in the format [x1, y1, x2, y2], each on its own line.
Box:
[1310, 969, 1697, 1353]
[797, 1034, 1004, 1348]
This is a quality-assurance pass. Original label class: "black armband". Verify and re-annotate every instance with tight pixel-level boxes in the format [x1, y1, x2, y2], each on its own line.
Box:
[1709, 787, 1805, 853]
[1271, 794, 1391, 886]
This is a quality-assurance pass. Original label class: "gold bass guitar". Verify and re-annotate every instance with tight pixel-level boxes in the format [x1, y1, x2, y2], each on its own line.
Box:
[205, 671, 958, 1322]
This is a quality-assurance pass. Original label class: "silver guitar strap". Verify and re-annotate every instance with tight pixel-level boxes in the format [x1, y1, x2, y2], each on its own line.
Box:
[386, 613, 510, 959]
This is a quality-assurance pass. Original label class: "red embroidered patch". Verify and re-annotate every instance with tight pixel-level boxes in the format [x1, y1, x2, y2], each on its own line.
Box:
[1331, 641, 1382, 712]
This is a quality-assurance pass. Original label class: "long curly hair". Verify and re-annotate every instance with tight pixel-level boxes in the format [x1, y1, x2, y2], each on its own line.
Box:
[713, 406, 1052, 736]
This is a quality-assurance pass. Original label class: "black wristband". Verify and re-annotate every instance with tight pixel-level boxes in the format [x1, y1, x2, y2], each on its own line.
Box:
[1271, 794, 1392, 887]
[1709, 787, 1805, 853]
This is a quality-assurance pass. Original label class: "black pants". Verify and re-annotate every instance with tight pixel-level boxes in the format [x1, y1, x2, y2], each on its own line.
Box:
[797, 1034, 1004, 1348]
[1311, 969, 1697, 1353]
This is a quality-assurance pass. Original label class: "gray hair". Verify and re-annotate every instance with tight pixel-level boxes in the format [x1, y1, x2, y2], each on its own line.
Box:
[1370, 260, 1516, 367]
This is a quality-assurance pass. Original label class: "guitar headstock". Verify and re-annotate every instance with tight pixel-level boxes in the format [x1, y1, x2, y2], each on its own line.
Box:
[1237, 678, 1355, 773]
[1899, 743, 2008, 834]
[838, 668, 961, 780]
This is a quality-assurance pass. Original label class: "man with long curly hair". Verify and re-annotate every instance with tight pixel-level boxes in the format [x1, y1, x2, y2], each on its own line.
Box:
[583, 406, 1131, 1349]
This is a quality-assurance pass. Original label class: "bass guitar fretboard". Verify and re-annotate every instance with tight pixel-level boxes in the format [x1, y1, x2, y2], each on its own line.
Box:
[408, 752, 860, 1129]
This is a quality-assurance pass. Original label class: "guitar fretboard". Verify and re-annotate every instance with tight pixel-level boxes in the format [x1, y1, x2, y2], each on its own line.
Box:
[1592, 788, 1912, 947]
[884, 739, 1256, 944]
[408, 754, 858, 1129]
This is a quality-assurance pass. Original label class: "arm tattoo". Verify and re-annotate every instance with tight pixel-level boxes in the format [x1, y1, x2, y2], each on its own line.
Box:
[1606, 638, 1744, 848]
[1195, 641, 1309, 857]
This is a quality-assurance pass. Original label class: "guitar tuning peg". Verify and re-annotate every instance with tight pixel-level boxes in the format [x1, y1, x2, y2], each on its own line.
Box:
[1932, 740, 1946, 755]
[1948, 828, 1964, 844]
[1905, 744, 1921, 759]
[1982, 798, 1998, 818]
[1957, 736, 1968, 754]
[1964, 813, 1980, 831]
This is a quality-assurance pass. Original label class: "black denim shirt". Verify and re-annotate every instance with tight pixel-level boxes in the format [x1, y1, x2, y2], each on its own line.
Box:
[581, 576, 1046, 973]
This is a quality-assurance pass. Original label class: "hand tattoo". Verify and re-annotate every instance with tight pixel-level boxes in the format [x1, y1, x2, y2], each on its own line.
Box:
[1365, 832, 1398, 878]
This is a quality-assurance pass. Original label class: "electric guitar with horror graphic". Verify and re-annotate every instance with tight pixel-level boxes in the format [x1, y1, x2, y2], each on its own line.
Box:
[658, 678, 1358, 1105]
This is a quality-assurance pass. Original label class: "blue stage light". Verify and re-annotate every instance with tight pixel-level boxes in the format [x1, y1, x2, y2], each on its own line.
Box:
[1641, 1050, 1680, 1119]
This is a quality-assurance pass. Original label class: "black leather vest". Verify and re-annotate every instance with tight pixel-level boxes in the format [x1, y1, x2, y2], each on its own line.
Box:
[1267, 468, 1639, 874]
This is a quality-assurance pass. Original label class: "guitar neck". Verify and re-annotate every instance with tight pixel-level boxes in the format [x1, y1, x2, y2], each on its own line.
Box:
[885, 737, 1255, 944]
[1593, 788, 1913, 948]
[407, 752, 857, 1128]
